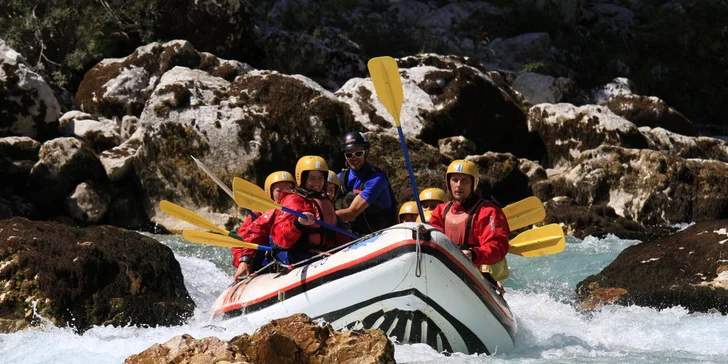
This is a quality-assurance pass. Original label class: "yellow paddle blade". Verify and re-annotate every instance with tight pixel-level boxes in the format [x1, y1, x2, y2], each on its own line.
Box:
[503, 196, 546, 231]
[159, 200, 229, 235]
[509, 224, 566, 257]
[367, 56, 404, 126]
[232, 178, 281, 212]
[232, 177, 271, 202]
[182, 230, 261, 250]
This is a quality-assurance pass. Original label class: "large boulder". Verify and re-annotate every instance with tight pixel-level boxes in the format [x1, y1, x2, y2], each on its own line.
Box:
[74, 40, 252, 119]
[534, 145, 728, 225]
[542, 196, 677, 240]
[0, 218, 194, 333]
[337, 54, 534, 158]
[576, 220, 728, 314]
[25, 137, 108, 218]
[125, 313, 395, 364]
[0, 40, 62, 140]
[528, 103, 648, 168]
[605, 94, 696, 136]
[134, 67, 355, 232]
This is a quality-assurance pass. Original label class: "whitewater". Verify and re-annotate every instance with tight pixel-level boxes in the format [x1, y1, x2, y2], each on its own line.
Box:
[2, 232, 727, 364]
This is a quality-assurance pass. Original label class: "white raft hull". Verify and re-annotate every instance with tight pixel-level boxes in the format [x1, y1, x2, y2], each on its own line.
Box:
[211, 223, 516, 355]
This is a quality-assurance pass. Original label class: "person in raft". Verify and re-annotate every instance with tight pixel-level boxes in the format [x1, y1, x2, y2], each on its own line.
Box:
[325, 170, 341, 203]
[336, 131, 398, 235]
[398, 201, 419, 223]
[428, 160, 510, 295]
[233, 171, 295, 280]
[271, 156, 352, 264]
[419, 187, 447, 212]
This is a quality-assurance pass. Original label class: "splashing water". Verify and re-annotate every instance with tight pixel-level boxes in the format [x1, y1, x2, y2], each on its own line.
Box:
[2, 233, 727, 364]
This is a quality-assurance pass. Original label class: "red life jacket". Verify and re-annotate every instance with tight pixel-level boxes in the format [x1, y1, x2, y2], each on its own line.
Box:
[292, 191, 339, 250]
[442, 199, 488, 249]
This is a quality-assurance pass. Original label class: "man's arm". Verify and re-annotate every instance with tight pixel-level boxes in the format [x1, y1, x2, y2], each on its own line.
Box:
[336, 173, 388, 221]
[336, 194, 370, 222]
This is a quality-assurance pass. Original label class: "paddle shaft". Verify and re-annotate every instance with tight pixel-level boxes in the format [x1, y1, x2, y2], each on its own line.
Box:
[281, 206, 359, 239]
[191, 155, 258, 220]
[396, 126, 426, 222]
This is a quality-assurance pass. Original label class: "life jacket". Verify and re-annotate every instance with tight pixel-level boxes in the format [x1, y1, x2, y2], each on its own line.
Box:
[442, 198, 510, 281]
[293, 188, 339, 251]
[339, 165, 398, 234]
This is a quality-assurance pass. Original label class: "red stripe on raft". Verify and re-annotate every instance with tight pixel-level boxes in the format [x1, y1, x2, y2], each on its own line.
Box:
[214, 239, 508, 319]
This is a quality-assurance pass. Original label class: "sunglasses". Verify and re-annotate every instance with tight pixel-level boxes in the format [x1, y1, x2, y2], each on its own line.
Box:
[344, 150, 366, 159]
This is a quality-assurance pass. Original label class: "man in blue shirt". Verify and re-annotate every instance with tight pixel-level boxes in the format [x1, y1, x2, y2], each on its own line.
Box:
[336, 131, 398, 234]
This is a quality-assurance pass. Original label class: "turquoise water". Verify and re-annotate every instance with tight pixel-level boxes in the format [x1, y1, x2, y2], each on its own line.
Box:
[1, 233, 727, 363]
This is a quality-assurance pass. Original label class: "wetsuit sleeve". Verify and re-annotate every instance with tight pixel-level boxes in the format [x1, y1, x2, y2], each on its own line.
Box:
[232, 214, 255, 267]
[428, 203, 446, 231]
[357, 173, 391, 208]
[471, 205, 510, 266]
[271, 194, 313, 249]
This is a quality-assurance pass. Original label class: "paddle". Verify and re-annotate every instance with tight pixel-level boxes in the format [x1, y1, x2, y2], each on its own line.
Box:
[368, 56, 426, 222]
[159, 200, 244, 240]
[182, 230, 272, 251]
[232, 177, 359, 239]
[191, 155, 258, 220]
[508, 223, 566, 257]
[503, 196, 546, 231]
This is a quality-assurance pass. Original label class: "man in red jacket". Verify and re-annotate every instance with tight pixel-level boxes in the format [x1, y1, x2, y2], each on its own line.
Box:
[429, 159, 510, 292]
[232, 171, 295, 280]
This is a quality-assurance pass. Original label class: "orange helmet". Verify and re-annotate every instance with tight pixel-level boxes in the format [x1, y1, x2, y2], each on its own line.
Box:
[295, 156, 329, 186]
[416, 210, 433, 223]
[419, 188, 447, 203]
[445, 159, 479, 192]
[264, 171, 295, 199]
[327, 170, 340, 186]
[398, 201, 418, 218]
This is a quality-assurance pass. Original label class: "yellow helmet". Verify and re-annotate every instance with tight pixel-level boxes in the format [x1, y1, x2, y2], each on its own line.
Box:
[398, 201, 418, 217]
[416, 210, 433, 223]
[327, 170, 340, 186]
[264, 171, 295, 199]
[295, 156, 329, 186]
[419, 188, 447, 203]
[445, 159, 479, 192]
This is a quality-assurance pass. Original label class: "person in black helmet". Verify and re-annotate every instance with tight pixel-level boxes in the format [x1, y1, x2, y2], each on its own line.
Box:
[336, 131, 398, 234]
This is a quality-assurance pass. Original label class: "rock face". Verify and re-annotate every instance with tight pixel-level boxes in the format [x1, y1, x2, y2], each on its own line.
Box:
[0, 40, 62, 140]
[134, 66, 355, 232]
[125, 313, 395, 364]
[0, 218, 194, 333]
[576, 220, 728, 313]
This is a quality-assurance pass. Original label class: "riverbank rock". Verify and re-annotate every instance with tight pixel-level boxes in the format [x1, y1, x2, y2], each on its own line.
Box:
[125, 313, 395, 364]
[576, 220, 728, 313]
[0, 218, 194, 333]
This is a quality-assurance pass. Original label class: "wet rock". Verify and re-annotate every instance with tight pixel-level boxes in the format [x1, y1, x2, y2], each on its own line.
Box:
[0, 40, 62, 140]
[234, 313, 395, 364]
[0, 217, 194, 333]
[126, 314, 394, 363]
[576, 220, 728, 313]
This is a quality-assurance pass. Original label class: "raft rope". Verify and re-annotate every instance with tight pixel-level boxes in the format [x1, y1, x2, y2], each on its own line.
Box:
[415, 224, 423, 277]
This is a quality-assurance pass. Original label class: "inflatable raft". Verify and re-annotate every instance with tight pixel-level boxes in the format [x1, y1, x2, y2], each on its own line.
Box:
[211, 222, 516, 355]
